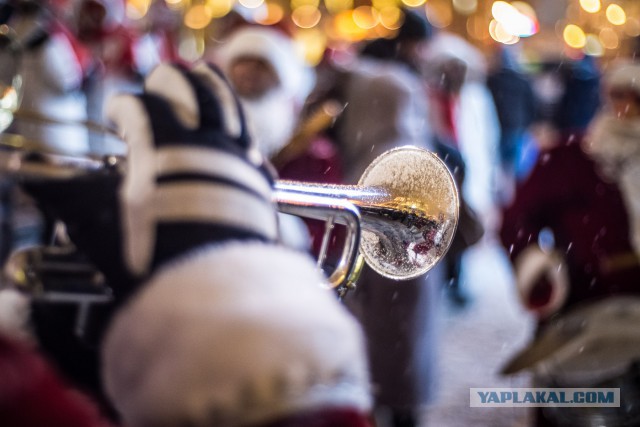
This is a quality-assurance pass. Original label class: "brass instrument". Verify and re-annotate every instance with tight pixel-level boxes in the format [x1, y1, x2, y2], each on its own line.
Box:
[0, 144, 459, 295]
[0, 28, 459, 295]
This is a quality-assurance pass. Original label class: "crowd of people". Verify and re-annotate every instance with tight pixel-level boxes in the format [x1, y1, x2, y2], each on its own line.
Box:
[0, 1, 639, 426]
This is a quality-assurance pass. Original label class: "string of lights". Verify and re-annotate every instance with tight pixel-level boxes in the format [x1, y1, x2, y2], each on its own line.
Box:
[122, 0, 640, 63]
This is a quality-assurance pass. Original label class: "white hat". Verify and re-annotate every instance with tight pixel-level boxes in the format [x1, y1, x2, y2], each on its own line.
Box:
[214, 26, 316, 104]
[102, 241, 372, 427]
[606, 62, 640, 96]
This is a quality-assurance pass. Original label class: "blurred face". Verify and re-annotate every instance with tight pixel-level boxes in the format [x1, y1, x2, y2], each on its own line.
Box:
[77, 0, 107, 36]
[608, 87, 640, 119]
[229, 56, 280, 100]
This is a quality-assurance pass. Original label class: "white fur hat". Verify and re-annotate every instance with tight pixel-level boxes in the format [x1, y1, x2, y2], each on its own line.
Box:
[606, 62, 640, 96]
[214, 26, 315, 104]
[102, 242, 372, 427]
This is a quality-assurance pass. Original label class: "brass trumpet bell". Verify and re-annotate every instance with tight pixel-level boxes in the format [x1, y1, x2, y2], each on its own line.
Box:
[276, 146, 459, 291]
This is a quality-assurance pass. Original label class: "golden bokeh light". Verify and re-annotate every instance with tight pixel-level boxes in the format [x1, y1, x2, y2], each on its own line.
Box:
[467, 14, 489, 40]
[579, 0, 600, 14]
[291, 0, 319, 11]
[333, 10, 369, 41]
[324, 0, 352, 14]
[352, 6, 379, 29]
[606, 4, 626, 26]
[599, 27, 619, 49]
[425, 0, 453, 28]
[184, 4, 213, 29]
[379, 6, 403, 30]
[294, 28, 327, 66]
[164, 0, 182, 10]
[126, 0, 151, 19]
[401, 0, 426, 8]
[207, 0, 233, 18]
[255, 2, 285, 24]
[452, 0, 477, 15]
[291, 5, 322, 28]
[563, 24, 586, 48]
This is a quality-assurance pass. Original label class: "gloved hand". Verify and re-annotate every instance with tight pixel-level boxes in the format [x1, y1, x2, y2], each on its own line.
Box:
[106, 62, 278, 282]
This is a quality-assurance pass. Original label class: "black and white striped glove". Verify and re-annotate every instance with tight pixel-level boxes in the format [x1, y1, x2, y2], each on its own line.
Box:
[107, 62, 279, 281]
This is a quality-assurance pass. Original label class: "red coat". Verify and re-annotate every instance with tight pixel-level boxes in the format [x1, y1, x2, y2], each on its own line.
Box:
[500, 132, 640, 313]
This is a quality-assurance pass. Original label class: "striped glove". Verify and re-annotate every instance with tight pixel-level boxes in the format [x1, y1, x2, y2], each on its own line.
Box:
[106, 62, 279, 280]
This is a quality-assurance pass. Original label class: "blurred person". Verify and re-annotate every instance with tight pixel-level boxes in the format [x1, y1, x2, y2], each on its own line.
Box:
[212, 25, 316, 161]
[71, 0, 170, 154]
[424, 32, 501, 235]
[585, 62, 640, 260]
[486, 45, 538, 204]
[499, 54, 614, 323]
[424, 48, 485, 308]
[500, 58, 640, 427]
[331, 9, 441, 427]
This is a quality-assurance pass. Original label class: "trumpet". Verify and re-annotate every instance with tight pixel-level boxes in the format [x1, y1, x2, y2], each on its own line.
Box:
[0, 138, 458, 293]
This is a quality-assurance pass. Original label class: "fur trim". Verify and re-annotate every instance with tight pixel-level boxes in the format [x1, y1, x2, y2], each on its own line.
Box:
[214, 26, 315, 104]
[514, 245, 569, 318]
[102, 242, 371, 427]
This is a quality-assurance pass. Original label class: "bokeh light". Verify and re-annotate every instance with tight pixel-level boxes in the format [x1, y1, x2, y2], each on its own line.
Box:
[294, 28, 327, 66]
[332, 10, 369, 41]
[579, 0, 600, 13]
[401, 0, 426, 8]
[184, 4, 213, 29]
[291, 5, 322, 28]
[255, 2, 285, 24]
[452, 0, 477, 15]
[563, 24, 586, 48]
[126, 0, 151, 19]
[599, 27, 619, 49]
[207, 0, 233, 18]
[606, 4, 626, 26]
[379, 6, 403, 30]
[489, 19, 520, 44]
[425, 0, 453, 28]
[324, 0, 352, 14]
[467, 14, 489, 41]
[491, 1, 538, 37]
[352, 6, 379, 29]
